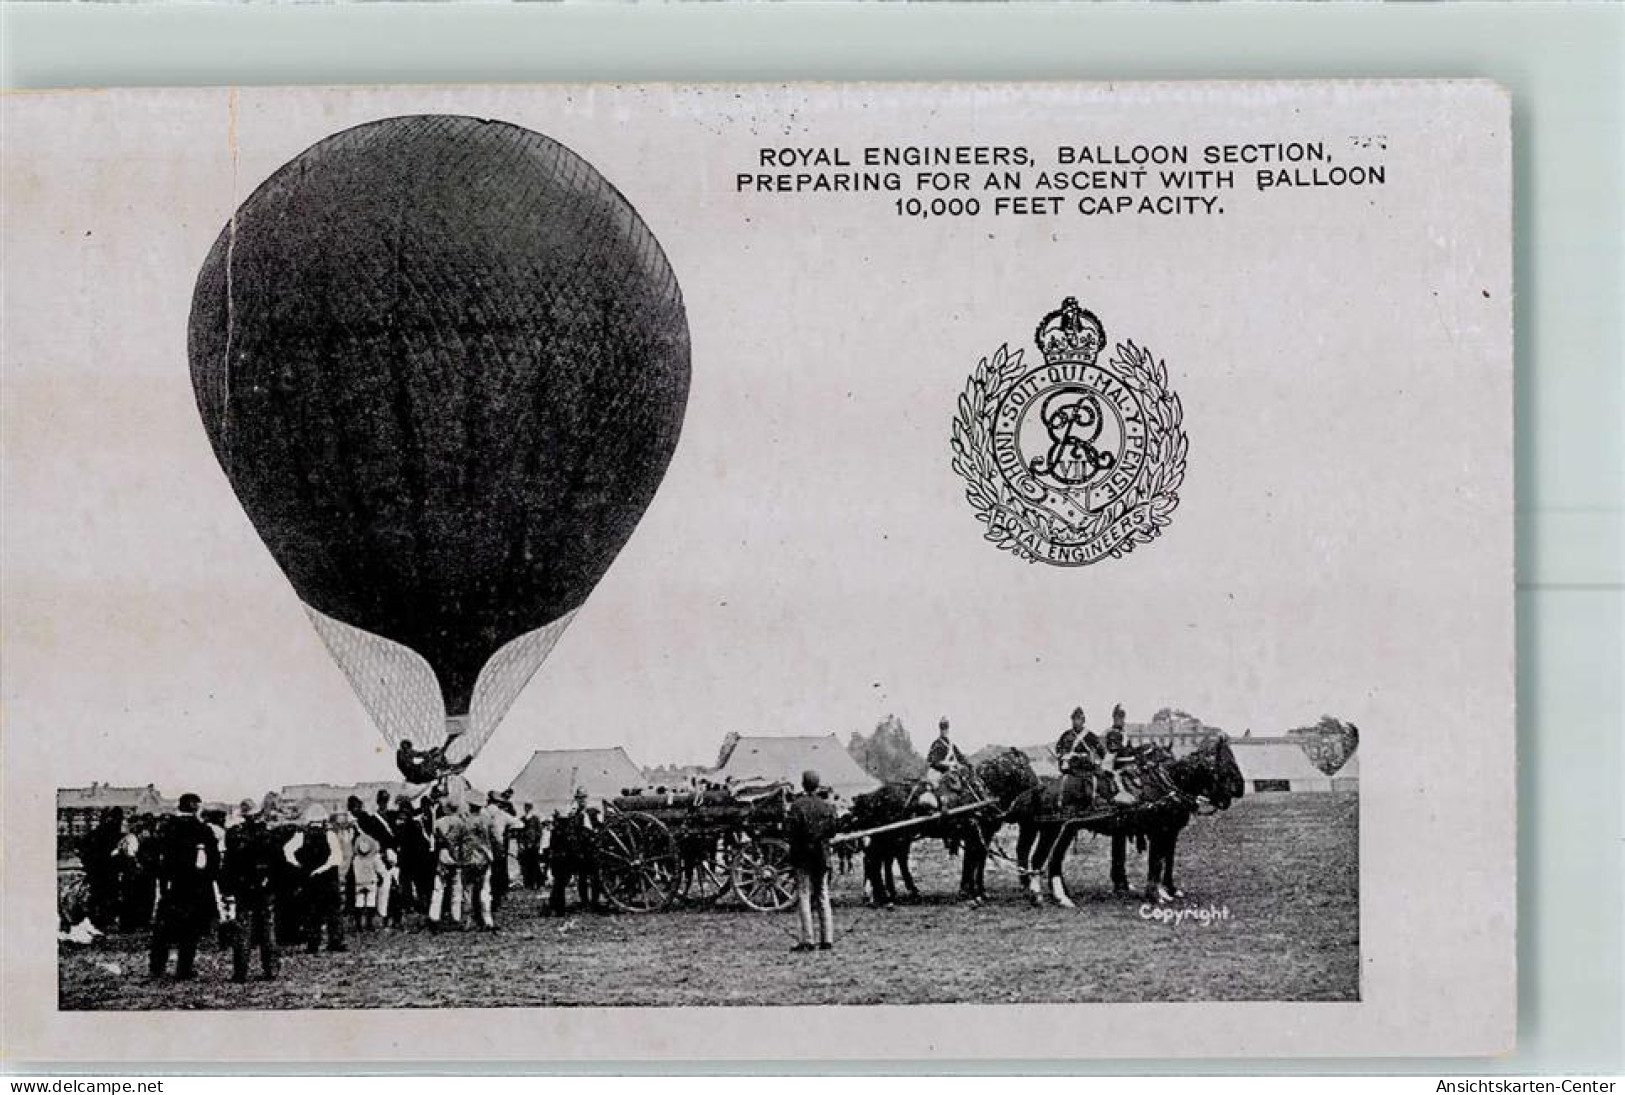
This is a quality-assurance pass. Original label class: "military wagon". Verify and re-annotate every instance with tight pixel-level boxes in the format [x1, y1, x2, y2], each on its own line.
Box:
[592, 781, 801, 913]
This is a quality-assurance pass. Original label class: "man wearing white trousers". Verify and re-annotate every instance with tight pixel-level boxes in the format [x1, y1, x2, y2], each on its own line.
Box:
[429, 796, 488, 930]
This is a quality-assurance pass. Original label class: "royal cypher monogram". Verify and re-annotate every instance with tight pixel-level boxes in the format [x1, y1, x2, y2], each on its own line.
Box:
[951, 298, 1188, 566]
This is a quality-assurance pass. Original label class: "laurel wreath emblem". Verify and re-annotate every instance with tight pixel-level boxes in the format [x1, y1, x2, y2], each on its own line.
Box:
[950, 341, 1188, 564]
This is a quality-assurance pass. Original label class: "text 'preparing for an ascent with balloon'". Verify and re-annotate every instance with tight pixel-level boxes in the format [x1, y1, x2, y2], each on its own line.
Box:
[733, 138, 1390, 219]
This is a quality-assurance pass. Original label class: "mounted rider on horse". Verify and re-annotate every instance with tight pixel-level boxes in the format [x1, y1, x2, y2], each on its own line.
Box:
[1054, 703, 1176, 813]
[918, 717, 983, 813]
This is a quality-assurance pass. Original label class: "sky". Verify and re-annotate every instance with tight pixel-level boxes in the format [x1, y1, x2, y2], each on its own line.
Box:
[4, 84, 1510, 803]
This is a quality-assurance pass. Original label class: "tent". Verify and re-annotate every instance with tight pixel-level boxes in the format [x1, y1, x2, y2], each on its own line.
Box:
[1331, 751, 1361, 793]
[507, 748, 647, 816]
[1231, 738, 1334, 793]
[712, 734, 881, 799]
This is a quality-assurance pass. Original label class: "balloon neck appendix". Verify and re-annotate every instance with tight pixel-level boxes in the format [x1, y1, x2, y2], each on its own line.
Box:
[187, 116, 691, 782]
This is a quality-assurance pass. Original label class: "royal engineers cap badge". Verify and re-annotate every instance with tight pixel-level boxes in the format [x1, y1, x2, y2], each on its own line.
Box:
[951, 298, 1187, 566]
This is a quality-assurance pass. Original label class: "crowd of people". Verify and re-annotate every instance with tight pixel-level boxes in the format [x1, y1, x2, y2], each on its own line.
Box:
[67, 709, 1176, 983]
[67, 766, 859, 977]
[69, 784, 609, 983]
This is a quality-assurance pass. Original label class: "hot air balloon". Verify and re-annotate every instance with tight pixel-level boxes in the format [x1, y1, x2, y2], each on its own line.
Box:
[188, 115, 690, 779]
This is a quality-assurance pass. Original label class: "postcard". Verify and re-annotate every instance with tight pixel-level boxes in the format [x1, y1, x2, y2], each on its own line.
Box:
[1, 80, 1513, 1061]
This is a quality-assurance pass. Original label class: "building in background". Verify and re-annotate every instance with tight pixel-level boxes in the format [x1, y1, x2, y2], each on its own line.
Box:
[56, 783, 170, 842]
[278, 781, 413, 816]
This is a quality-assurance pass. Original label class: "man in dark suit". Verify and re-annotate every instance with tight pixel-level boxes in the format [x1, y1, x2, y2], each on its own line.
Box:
[390, 796, 432, 922]
[349, 794, 397, 923]
[548, 788, 601, 915]
[223, 796, 281, 982]
[148, 792, 220, 980]
[517, 803, 545, 890]
[786, 770, 840, 952]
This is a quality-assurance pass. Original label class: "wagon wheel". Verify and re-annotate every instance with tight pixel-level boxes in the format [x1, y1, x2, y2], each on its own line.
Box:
[729, 837, 797, 912]
[676, 836, 732, 907]
[593, 813, 680, 913]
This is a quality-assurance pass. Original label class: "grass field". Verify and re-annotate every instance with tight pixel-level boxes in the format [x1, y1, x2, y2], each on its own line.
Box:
[59, 792, 1358, 1008]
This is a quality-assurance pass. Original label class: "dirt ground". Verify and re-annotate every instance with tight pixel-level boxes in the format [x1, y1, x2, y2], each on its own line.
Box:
[58, 792, 1358, 1008]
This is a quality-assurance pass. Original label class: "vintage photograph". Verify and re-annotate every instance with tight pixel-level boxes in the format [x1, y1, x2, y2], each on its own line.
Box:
[5, 81, 1508, 1057]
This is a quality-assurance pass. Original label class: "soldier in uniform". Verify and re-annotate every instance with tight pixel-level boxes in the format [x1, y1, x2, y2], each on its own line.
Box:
[786, 770, 839, 952]
[922, 717, 970, 810]
[223, 795, 281, 982]
[1055, 706, 1101, 813]
[1101, 704, 1140, 805]
[148, 792, 220, 981]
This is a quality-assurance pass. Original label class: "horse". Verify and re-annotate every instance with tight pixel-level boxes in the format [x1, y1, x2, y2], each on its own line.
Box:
[844, 783, 920, 905]
[1006, 735, 1245, 907]
[956, 749, 1043, 902]
[844, 761, 1020, 905]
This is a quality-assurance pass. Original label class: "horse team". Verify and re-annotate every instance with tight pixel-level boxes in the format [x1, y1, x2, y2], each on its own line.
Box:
[845, 736, 1247, 909]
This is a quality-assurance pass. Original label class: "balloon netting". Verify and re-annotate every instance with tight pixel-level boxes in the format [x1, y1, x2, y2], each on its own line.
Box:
[305, 606, 575, 762]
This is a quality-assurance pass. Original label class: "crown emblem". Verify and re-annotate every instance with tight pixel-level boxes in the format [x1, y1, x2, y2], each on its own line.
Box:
[1035, 297, 1106, 366]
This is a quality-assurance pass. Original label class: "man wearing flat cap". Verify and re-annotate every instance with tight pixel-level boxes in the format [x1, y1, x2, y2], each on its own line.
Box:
[786, 770, 839, 952]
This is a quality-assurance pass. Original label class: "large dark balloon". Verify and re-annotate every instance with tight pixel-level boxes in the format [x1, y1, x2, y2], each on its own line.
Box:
[189, 115, 690, 718]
